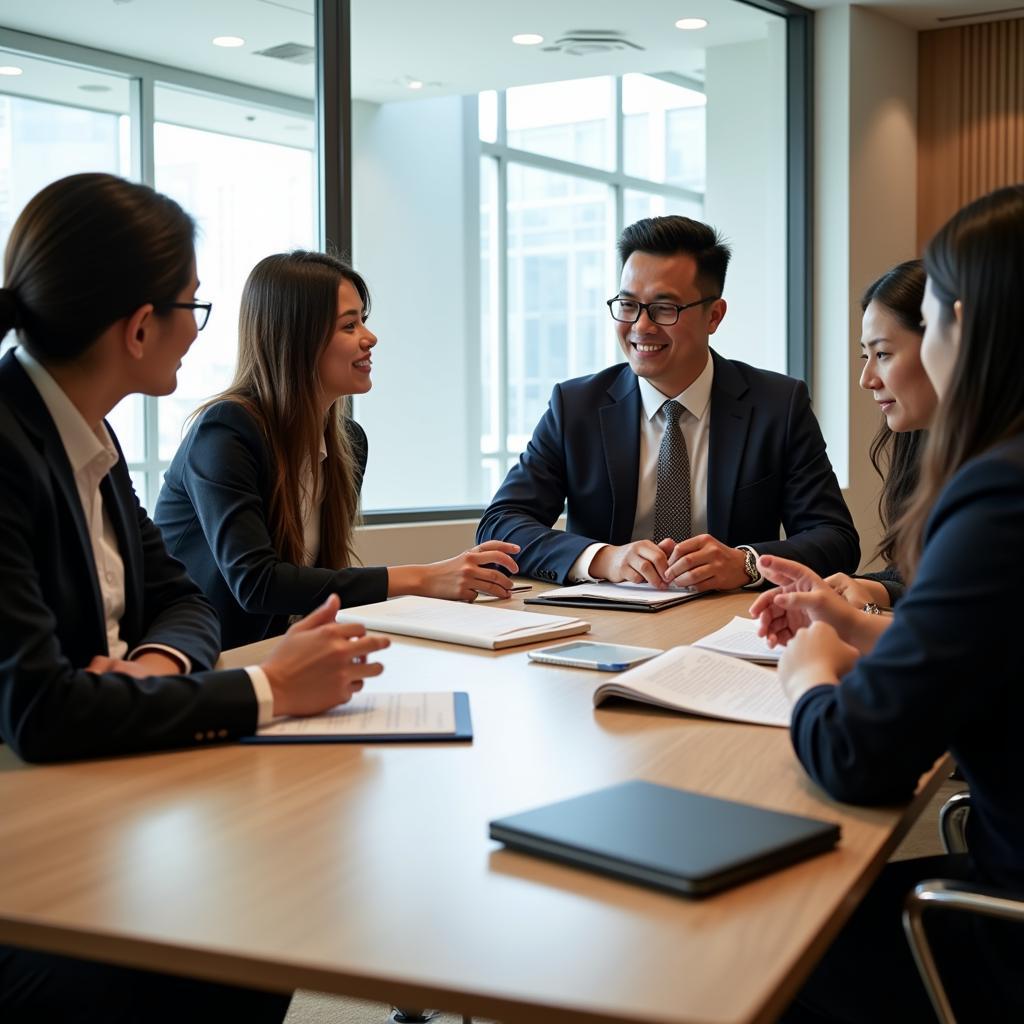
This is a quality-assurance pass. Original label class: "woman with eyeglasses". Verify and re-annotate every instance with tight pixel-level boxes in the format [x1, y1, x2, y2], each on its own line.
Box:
[154, 250, 519, 650]
[0, 174, 391, 1020]
[753, 186, 1024, 1020]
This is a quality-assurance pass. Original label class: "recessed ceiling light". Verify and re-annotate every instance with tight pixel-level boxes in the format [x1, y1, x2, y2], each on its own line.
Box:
[675, 18, 708, 30]
[0, 66, 23, 76]
[407, 79, 424, 90]
[212, 35, 245, 48]
[512, 33, 544, 46]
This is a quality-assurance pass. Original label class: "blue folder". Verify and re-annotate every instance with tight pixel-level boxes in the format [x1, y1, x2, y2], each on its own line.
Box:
[241, 692, 473, 744]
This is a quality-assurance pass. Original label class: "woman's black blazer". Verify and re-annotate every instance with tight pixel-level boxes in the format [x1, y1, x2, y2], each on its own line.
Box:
[0, 352, 255, 763]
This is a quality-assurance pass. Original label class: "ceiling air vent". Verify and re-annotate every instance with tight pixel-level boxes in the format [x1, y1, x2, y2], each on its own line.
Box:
[542, 30, 644, 56]
[253, 42, 316, 65]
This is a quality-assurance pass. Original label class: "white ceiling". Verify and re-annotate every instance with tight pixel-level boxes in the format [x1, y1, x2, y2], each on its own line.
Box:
[0, 0, 772, 103]
[0, 0, 1019, 107]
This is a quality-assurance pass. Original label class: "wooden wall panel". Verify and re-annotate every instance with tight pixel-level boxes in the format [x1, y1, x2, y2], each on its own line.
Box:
[918, 18, 1024, 249]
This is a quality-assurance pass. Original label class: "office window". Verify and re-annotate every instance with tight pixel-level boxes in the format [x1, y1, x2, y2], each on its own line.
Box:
[154, 86, 315, 462]
[506, 77, 616, 172]
[0, 5, 317, 508]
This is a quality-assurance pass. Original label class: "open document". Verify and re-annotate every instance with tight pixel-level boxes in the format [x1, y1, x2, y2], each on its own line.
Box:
[692, 616, 782, 664]
[593, 646, 791, 727]
[336, 595, 590, 649]
[526, 581, 701, 613]
[242, 691, 473, 743]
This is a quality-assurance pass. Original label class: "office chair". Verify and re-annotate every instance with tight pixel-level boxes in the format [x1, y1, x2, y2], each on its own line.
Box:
[902, 792, 1024, 1023]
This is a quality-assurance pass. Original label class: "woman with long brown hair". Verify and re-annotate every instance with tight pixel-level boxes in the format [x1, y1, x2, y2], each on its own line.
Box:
[752, 185, 1024, 1019]
[155, 250, 519, 649]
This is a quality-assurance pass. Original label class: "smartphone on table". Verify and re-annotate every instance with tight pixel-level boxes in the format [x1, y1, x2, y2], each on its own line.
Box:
[527, 640, 663, 672]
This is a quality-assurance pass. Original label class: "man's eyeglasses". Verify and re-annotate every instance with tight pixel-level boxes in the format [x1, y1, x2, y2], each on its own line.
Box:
[606, 295, 719, 327]
[159, 301, 213, 331]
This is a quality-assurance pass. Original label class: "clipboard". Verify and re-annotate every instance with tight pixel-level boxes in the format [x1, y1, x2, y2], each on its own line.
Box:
[241, 692, 474, 744]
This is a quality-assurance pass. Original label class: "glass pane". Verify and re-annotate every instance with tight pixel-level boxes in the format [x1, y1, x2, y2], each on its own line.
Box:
[0, 50, 130, 265]
[622, 74, 706, 190]
[478, 90, 497, 143]
[623, 189, 703, 227]
[506, 164, 615, 452]
[129, 470, 149, 514]
[153, 87, 316, 460]
[351, 87, 486, 510]
[506, 77, 615, 171]
[107, 395, 146, 464]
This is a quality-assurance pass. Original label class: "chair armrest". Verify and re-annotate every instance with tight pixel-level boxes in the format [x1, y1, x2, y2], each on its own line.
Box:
[903, 878, 1024, 1024]
[938, 790, 972, 854]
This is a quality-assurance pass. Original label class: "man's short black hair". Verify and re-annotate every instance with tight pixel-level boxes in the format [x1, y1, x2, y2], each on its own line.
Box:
[618, 216, 732, 294]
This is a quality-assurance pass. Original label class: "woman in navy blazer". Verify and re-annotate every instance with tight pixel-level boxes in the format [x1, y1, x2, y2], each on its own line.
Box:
[0, 174, 388, 1022]
[752, 186, 1024, 1020]
[155, 251, 519, 650]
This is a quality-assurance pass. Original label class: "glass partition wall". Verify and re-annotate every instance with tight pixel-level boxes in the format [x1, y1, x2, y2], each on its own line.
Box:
[0, 0, 805, 520]
[349, 0, 792, 514]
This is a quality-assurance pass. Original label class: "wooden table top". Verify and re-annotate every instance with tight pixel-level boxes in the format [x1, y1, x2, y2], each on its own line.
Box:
[0, 590, 947, 1024]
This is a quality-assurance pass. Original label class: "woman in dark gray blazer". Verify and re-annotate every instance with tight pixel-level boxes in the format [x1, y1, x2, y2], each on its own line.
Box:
[155, 251, 519, 650]
[752, 185, 1024, 1020]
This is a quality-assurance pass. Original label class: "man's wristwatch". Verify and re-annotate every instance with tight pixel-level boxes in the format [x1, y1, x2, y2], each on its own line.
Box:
[737, 545, 761, 588]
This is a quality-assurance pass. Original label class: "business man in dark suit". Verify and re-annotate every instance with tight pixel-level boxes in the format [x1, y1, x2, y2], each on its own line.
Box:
[477, 216, 858, 589]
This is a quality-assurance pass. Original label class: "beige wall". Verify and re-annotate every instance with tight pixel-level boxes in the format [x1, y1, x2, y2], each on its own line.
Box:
[815, 4, 918, 571]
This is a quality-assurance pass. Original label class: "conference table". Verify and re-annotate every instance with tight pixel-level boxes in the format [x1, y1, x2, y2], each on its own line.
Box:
[0, 588, 948, 1024]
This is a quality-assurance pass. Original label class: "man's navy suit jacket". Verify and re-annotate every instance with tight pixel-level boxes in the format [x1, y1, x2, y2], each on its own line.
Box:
[477, 351, 859, 583]
[0, 351, 255, 763]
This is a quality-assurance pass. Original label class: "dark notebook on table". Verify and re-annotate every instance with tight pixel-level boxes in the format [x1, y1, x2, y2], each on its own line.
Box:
[489, 780, 840, 897]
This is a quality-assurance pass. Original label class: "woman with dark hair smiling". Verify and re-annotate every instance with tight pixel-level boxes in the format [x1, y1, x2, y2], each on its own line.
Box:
[155, 251, 519, 650]
[752, 186, 1024, 1020]
[0, 174, 388, 1021]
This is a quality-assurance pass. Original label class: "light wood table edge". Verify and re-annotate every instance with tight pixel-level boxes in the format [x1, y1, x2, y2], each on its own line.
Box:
[0, 917, 710, 1024]
[0, 756, 954, 1024]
